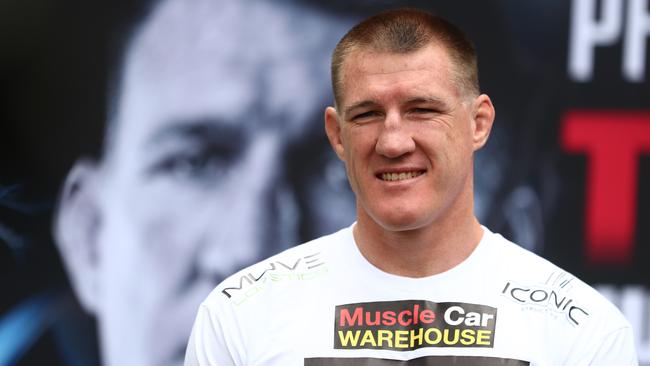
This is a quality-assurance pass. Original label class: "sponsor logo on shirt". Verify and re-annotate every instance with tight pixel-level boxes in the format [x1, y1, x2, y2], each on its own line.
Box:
[305, 355, 529, 365]
[500, 272, 589, 326]
[221, 252, 326, 304]
[334, 300, 497, 351]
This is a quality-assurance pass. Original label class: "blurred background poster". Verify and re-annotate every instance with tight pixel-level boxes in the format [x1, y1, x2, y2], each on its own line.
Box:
[0, 0, 648, 365]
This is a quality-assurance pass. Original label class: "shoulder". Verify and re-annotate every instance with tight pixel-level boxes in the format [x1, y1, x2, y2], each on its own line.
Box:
[485, 229, 631, 332]
[202, 226, 348, 310]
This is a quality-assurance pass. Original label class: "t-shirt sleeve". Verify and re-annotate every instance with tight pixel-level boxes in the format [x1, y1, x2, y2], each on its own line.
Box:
[184, 303, 243, 366]
[580, 326, 638, 366]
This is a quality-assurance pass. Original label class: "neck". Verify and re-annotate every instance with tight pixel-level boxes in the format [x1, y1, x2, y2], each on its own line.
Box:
[353, 191, 484, 278]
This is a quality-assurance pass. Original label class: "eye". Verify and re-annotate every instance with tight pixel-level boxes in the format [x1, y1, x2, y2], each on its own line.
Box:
[406, 107, 442, 120]
[351, 111, 380, 121]
[411, 108, 437, 114]
[149, 146, 236, 183]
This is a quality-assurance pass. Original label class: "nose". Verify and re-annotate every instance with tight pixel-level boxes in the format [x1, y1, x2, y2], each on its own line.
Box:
[375, 111, 416, 158]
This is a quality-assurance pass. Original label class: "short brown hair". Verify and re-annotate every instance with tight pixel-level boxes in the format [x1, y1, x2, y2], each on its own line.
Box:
[331, 8, 479, 106]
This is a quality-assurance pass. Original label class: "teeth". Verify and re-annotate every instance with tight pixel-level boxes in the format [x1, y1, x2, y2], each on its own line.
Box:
[381, 171, 423, 181]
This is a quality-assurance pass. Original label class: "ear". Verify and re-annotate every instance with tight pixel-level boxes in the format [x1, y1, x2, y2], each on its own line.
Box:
[471, 94, 495, 151]
[324, 106, 346, 161]
[53, 159, 103, 314]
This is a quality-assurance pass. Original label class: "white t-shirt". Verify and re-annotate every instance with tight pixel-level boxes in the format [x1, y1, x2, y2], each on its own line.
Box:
[185, 225, 637, 365]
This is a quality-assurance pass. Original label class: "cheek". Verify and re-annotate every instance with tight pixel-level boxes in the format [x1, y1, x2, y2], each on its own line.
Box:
[107, 182, 217, 281]
[341, 151, 360, 194]
[345, 124, 379, 154]
[415, 127, 472, 173]
[103, 192, 194, 280]
[343, 128, 375, 175]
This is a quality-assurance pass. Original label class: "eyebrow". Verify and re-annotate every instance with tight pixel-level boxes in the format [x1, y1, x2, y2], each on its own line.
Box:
[343, 100, 380, 118]
[343, 96, 449, 118]
[147, 118, 245, 147]
[404, 97, 447, 107]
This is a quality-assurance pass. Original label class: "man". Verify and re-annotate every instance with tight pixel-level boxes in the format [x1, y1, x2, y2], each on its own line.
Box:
[185, 9, 638, 365]
[53, 0, 355, 365]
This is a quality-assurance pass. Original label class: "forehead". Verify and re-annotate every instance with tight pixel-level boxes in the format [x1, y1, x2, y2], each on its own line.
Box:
[112, 0, 348, 152]
[338, 43, 460, 106]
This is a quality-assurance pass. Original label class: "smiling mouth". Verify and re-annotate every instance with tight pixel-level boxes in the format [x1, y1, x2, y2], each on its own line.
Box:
[379, 170, 425, 182]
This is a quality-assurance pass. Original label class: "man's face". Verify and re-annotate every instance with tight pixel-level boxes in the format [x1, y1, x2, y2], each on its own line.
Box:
[328, 44, 480, 232]
[86, 2, 354, 365]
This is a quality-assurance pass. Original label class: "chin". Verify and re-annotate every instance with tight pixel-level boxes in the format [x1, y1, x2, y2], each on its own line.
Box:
[371, 208, 431, 232]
